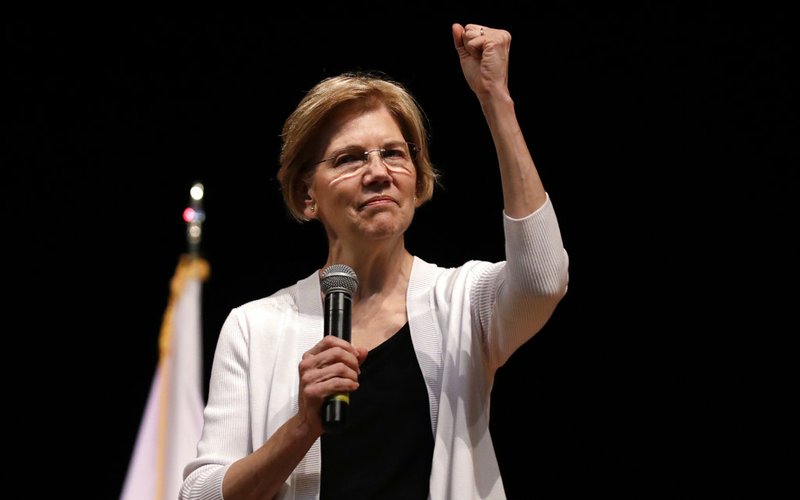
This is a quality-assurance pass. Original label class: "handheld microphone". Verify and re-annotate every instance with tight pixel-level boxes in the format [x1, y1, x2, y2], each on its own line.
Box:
[320, 264, 359, 434]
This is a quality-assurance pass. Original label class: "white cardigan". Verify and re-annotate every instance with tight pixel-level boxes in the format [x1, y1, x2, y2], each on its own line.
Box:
[181, 195, 569, 499]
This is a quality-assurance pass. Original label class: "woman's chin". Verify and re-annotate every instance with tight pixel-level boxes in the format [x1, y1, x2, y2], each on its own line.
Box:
[356, 216, 410, 240]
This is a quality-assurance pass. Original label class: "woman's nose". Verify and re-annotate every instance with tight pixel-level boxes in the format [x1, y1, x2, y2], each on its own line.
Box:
[362, 151, 392, 180]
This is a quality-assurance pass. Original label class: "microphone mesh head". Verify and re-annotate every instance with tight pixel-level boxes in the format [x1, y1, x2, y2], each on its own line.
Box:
[320, 264, 359, 295]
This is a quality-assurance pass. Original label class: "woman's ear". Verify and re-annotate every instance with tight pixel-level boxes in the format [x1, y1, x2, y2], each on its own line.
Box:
[303, 188, 317, 220]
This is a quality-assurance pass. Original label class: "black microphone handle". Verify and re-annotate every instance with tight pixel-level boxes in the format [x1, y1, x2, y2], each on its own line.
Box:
[322, 290, 352, 433]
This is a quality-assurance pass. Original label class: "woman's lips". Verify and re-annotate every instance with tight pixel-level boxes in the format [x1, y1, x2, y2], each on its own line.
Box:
[360, 196, 396, 208]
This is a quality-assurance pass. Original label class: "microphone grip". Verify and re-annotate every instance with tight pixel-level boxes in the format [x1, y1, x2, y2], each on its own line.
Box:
[322, 291, 352, 434]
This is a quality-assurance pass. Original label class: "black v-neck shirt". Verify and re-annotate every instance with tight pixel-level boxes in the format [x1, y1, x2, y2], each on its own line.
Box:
[320, 322, 434, 499]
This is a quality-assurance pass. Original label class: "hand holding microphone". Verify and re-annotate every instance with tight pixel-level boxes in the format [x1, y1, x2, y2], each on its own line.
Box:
[320, 264, 359, 433]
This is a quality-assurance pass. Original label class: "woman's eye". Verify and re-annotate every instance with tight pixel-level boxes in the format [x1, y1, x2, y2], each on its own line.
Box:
[383, 148, 404, 159]
[334, 154, 361, 167]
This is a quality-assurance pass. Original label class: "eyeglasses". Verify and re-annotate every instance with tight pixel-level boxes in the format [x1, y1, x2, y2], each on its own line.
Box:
[313, 142, 419, 172]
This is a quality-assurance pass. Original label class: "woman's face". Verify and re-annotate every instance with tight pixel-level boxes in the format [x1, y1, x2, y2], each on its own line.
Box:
[305, 103, 418, 245]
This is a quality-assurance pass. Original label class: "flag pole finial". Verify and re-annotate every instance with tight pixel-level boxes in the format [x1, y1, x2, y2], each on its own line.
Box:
[183, 182, 205, 257]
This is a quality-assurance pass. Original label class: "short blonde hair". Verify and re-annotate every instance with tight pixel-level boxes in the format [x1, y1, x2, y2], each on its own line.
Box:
[277, 72, 439, 222]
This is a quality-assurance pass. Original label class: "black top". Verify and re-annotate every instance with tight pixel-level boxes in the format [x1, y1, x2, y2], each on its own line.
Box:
[320, 322, 434, 499]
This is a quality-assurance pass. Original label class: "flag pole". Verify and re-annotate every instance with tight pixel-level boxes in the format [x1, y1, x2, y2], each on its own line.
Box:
[121, 182, 209, 500]
[154, 182, 209, 500]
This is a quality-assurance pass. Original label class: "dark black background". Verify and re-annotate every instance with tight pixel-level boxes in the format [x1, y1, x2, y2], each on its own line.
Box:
[7, 5, 794, 498]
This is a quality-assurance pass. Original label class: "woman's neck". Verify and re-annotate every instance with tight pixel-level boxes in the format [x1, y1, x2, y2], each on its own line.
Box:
[324, 238, 412, 299]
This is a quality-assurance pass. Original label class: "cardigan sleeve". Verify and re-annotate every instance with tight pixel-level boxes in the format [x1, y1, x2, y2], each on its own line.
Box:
[179, 308, 252, 500]
[471, 193, 569, 368]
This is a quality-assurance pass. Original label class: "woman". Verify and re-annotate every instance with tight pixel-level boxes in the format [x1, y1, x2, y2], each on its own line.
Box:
[181, 22, 569, 499]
